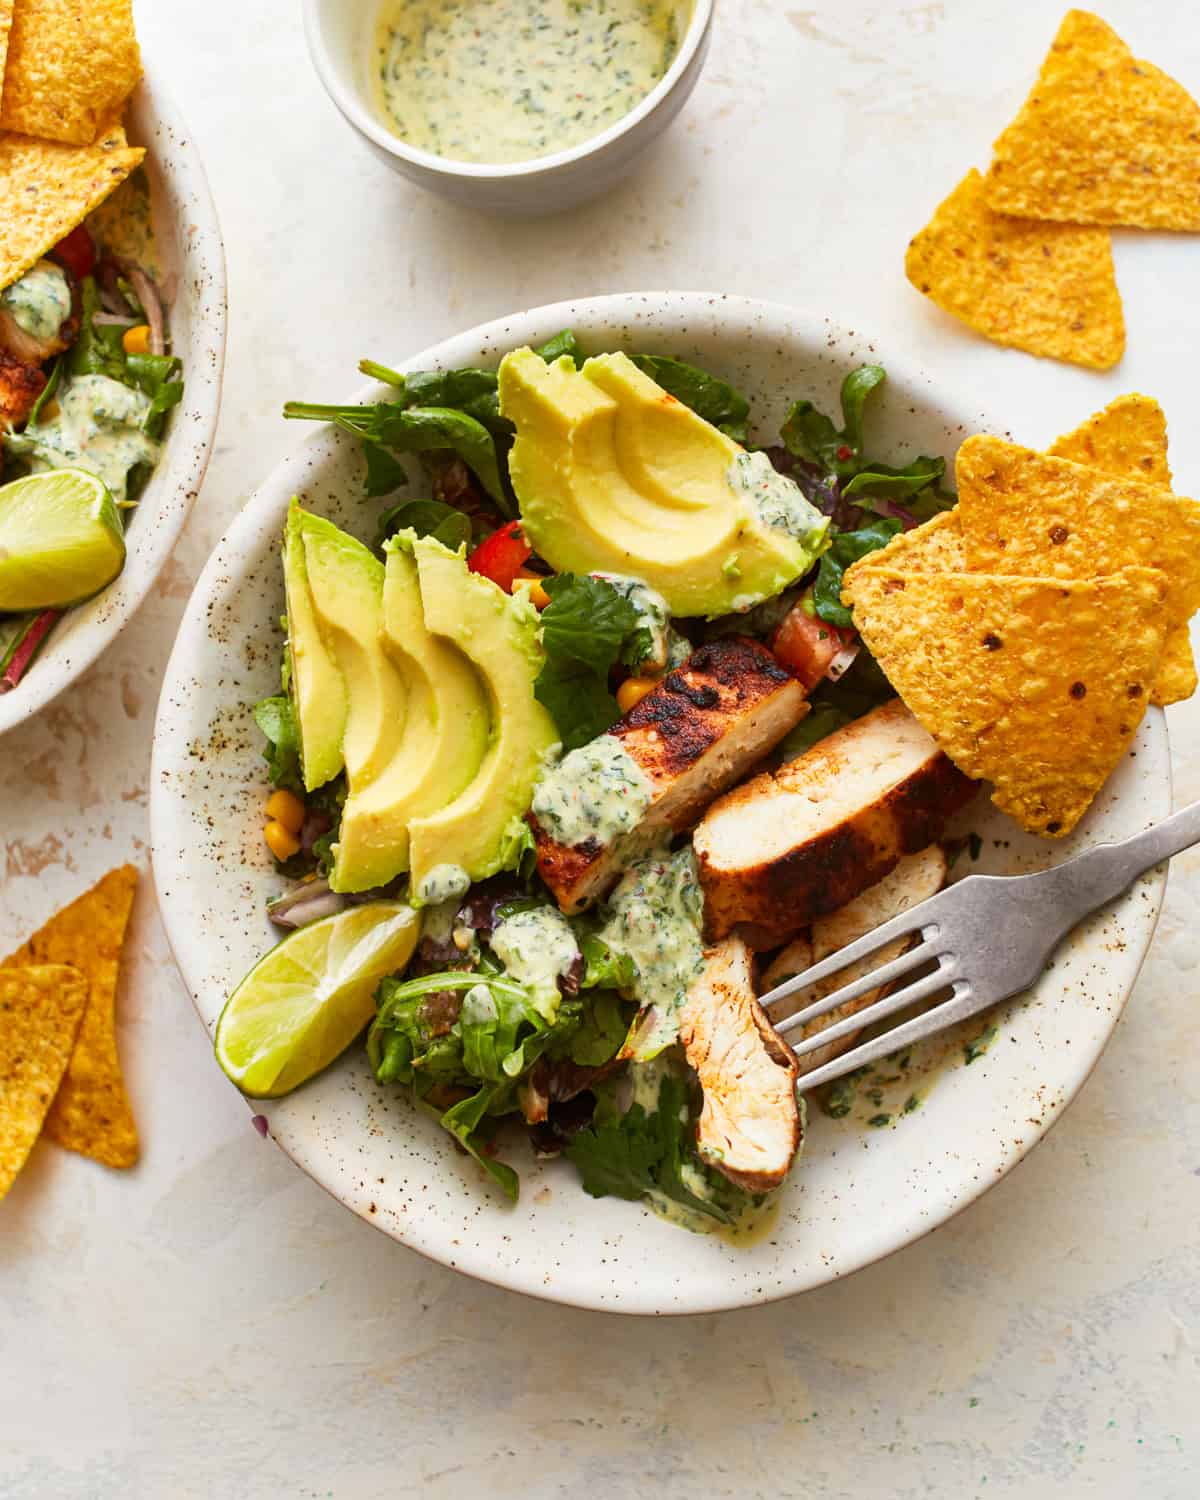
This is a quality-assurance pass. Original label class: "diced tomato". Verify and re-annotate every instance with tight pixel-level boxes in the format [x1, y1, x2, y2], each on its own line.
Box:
[467, 520, 533, 592]
[51, 224, 96, 281]
[771, 597, 856, 692]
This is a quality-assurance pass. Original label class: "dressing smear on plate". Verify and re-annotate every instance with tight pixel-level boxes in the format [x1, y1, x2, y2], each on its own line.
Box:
[372, 0, 688, 164]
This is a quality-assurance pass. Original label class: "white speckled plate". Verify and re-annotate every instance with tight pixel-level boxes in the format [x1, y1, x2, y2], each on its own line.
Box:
[150, 294, 1170, 1315]
[0, 74, 227, 737]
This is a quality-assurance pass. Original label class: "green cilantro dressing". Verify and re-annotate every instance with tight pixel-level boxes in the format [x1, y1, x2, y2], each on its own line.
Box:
[1, 261, 71, 341]
[728, 450, 829, 548]
[372, 0, 687, 165]
[598, 844, 703, 1057]
[19, 375, 159, 504]
[532, 734, 653, 848]
[415, 862, 471, 905]
[593, 572, 689, 673]
[490, 905, 580, 1016]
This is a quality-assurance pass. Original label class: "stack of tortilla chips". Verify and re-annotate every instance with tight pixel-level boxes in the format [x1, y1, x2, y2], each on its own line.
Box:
[0, 0, 144, 289]
[842, 398, 1200, 838]
[905, 11, 1200, 368]
[0, 865, 140, 1199]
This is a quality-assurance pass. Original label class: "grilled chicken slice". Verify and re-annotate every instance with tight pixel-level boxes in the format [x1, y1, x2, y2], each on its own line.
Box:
[679, 934, 801, 1192]
[761, 845, 949, 1075]
[531, 637, 808, 914]
[0, 261, 80, 366]
[694, 699, 976, 945]
[0, 352, 46, 433]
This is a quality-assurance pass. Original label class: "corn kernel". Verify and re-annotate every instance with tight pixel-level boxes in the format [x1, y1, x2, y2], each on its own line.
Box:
[529, 580, 552, 610]
[264, 820, 301, 862]
[122, 324, 151, 355]
[616, 677, 657, 714]
[266, 787, 306, 834]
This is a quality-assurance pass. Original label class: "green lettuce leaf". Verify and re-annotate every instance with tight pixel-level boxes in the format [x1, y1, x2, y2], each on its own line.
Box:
[377, 497, 472, 551]
[534, 574, 644, 750]
[536, 329, 584, 363]
[630, 353, 751, 442]
[812, 518, 902, 627]
[252, 694, 303, 792]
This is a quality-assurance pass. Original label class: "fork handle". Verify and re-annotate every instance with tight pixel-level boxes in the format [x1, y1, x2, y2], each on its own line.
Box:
[1040, 796, 1200, 925]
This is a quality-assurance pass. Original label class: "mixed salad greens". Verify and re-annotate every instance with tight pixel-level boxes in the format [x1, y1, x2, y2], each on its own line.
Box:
[227, 332, 954, 1232]
[0, 218, 182, 692]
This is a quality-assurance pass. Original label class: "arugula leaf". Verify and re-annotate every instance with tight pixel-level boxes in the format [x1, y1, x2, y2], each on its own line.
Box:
[26, 355, 62, 427]
[579, 932, 636, 991]
[842, 455, 945, 504]
[781, 364, 886, 479]
[812, 518, 902, 628]
[252, 694, 303, 792]
[68, 276, 127, 381]
[534, 574, 644, 750]
[536, 329, 584, 363]
[564, 990, 628, 1068]
[440, 1086, 520, 1201]
[630, 353, 751, 442]
[377, 498, 472, 552]
[565, 1069, 736, 1223]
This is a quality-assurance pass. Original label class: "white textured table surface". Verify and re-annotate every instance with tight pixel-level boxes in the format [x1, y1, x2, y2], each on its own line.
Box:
[3, 1, 1199, 1494]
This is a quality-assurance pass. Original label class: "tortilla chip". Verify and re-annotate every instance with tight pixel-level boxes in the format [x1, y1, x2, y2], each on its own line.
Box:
[1048, 394, 1172, 488]
[2, 865, 139, 1168]
[844, 510, 966, 591]
[0, 965, 87, 1198]
[984, 10, 1200, 230]
[955, 436, 1200, 640]
[842, 564, 1168, 837]
[1048, 396, 1194, 705]
[0, 0, 141, 146]
[0, 1, 14, 113]
[904, 169, 1124, 370]
[0, 120, 144, 290]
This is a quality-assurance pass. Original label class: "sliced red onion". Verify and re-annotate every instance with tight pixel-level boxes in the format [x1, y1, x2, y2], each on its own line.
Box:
[251, 1115, 269, 1138]
[825, 636, 861, 682]
[267, 876, 347, 929]
[0, 610, 61, 692]
[93, 312, 138, 327]
[124, 265, 165, 355]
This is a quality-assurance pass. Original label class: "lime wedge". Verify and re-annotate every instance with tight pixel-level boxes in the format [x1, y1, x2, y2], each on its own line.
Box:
[0, 468, 126, 610]
[215, 901, 422, 1098]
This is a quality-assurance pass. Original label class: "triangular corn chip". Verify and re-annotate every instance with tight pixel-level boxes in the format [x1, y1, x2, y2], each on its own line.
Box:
[955, 436, 1200, 643]
[842, 508, 965, 583]
[842, 565, 1168, 836]
[984, 10, 1200, 229]
[2, 865, 139, 1168]
[0, 965, 87, 1198]
[0, 0, 141, 146]
[904, 168, 1124, 369]
[0, 120, 144, 290]
[0, 2, 14, 115]
[1049, 396, 1194, 705]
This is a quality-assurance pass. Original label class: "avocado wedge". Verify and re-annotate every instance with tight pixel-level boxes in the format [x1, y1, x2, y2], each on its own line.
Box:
[407, 534, 558, 904]
[499, 348, 829, 618]
[283, 501, 347, 792]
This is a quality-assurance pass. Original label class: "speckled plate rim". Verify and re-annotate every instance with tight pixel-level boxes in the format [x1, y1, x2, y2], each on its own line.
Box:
[151, 292, 1170, 1316]
[0, 73, 227, 737]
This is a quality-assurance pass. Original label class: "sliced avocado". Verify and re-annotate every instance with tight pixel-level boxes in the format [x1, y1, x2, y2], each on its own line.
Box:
[407, 534, 558, 904]
[499, 348, 828, 618]
[331, 535, 492, 892]
[283, 500, 347, 791]
[298, 510, 411, 893]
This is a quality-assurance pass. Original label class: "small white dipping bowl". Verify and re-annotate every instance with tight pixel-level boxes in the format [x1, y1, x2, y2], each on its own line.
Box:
[303, 0, 714, 215]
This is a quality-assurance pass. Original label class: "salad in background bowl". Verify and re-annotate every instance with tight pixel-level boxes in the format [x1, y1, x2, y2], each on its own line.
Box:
[152, 295, 1169, 1313]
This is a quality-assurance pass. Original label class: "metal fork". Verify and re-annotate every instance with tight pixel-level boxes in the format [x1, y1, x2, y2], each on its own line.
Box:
[758, 800, 1200, 1092]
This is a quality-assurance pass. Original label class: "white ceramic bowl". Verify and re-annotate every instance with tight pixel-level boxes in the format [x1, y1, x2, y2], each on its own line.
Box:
[303, 0, 713, 215]
[0, 75, 226, 738]
[151, 293, 1170, 1315]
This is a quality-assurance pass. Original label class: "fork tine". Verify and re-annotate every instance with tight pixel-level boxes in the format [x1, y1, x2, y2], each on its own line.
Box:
[794, 979, 987, 1093]
[765, 937, 940, 1035]
[757, 886, 951, 1014]
[780, 958, 957, 1052]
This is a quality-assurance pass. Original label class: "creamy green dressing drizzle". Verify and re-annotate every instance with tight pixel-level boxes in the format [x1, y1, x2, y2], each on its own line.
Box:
[532, 734, 653, 848]
[415, 862, 471, 905]
[597, 844, 703, 1057]
[728, 450, 829, 548]
[0, 261, 71, 341]
[592, 572, 688, 673]
[20, 375, 159, 504]
[489, 905, 580, 1017]
[372, 0, 686, 165]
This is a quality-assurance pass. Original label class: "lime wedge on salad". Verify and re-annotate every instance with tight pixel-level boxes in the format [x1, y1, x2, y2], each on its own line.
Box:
[216, 901, 421, 1098]
[0, 469, 126, 610]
